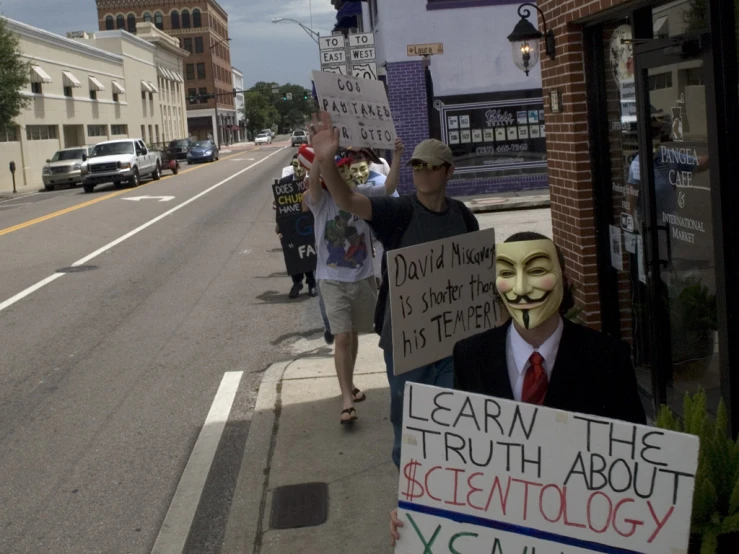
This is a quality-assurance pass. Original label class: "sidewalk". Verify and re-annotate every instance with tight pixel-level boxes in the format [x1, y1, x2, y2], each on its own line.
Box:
[222, 335, 397, 554]
[458, 187, 550, 214]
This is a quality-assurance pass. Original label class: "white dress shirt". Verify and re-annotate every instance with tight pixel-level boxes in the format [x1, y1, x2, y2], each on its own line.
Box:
[506, 317, 564, 402]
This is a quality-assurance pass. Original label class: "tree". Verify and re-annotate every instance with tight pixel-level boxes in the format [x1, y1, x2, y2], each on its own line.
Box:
[242, 90, 277, 138]
[242, 81, 315, 138]
[682, 0, 707, 33]
[0, 16, 29, 133]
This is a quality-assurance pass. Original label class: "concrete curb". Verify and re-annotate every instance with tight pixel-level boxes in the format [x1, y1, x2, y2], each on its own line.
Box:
[465, 195, 551, 214]
[0, 189, 43, 201]
[221, 361, 290, 554]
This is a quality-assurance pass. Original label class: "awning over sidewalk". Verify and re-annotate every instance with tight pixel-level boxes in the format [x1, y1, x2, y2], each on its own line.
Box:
[147, 81, 159, 93]
[88, 76, 105, 91]
[171, 72, 183, 83]
[62, 71, 81, 88]
[112, 80, 126, 94]
[141, 81, 153, 93]
[30, 65, 52, 84]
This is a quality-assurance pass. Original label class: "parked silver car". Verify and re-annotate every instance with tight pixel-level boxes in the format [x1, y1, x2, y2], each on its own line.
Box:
[42, 146, 94, 191]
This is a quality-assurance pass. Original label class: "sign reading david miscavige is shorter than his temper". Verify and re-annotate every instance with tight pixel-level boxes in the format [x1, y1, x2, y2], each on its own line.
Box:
[312, 69, 397, 150]
[388, 228, 503, 375]
[395, 383, 699, 554]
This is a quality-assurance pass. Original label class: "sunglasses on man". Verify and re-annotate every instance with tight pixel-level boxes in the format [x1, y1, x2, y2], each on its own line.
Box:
[411, 162, 447, 172]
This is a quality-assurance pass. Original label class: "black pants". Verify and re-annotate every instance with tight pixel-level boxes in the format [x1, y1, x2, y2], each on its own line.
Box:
[292, 271, 316, 288]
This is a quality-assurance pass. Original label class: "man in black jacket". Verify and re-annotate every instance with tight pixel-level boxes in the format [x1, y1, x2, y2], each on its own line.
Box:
[453, 231, 646, 424]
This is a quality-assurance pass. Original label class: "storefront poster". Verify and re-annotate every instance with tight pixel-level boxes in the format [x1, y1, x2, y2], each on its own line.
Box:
[610, 225, 624, 271]
[395, 383, 699, 554]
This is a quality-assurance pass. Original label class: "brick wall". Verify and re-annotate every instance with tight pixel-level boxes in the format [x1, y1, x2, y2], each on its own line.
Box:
[538, 0, 632, 328]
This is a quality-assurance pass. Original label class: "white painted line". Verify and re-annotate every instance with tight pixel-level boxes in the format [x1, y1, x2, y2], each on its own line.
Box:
[0, 147, 288, 314]
[151, 371, 244, 554]
[0, 192, 42, 204]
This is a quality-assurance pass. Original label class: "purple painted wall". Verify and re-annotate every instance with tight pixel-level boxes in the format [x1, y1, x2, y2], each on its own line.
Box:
[386, 60, 548, 197]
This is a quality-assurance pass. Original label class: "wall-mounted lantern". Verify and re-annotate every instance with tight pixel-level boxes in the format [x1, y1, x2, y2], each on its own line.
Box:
[507, 3, 556, 76]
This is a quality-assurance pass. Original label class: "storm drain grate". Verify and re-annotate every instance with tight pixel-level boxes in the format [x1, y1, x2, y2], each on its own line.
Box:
[270, 482, 328, 530]
[56, 265, 98, 273]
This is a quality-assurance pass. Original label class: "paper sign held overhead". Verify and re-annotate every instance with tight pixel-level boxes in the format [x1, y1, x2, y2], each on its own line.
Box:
[387, 228, 503, 375]
[312, 69, 397, 150]
[407, 43, 444, 56]
[395, 383, 699, 554]
[319, 35, 345, 50]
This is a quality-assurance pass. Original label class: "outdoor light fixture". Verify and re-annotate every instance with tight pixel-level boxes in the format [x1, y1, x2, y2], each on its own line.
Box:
[507, 3, 556, 76]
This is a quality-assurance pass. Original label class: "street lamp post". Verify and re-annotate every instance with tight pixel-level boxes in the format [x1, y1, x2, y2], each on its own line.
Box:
[271, 18, 320, 45]
[209, 36, 231, 147]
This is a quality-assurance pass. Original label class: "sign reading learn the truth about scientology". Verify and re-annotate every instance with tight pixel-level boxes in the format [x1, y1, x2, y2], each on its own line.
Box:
[312, 69, 396, 150]
[395, 383, 700, 554]
[388, 228, 502, 376]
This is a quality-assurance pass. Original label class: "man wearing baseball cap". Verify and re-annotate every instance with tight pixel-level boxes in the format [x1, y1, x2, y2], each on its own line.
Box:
[310, 111, 479, 467]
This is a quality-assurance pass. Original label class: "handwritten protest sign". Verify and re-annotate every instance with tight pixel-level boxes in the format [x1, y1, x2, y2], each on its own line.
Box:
[312, 69, 396, 149]
[395, 383, 699, 554]
[388, 228, 503, 375]
[272, 180, 316, 275]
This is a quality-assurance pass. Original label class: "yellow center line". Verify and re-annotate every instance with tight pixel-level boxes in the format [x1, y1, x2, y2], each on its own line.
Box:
[0, 149, 257, 238]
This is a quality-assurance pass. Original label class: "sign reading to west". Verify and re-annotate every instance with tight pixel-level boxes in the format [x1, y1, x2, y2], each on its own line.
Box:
[395, 383, 700, 554]
[350, 47, 376, 61]
[407, 43, 444, 56]
[388, 228, 502, 375]
[312, 69, 397, 149]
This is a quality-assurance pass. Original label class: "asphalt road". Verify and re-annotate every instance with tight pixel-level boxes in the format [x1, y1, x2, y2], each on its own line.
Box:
[0, 140, 324, 554]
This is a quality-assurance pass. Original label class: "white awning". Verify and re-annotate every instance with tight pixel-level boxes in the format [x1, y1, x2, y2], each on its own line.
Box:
[88, 76, 105, 91]
[141, 80, 153, 93]
[62, 71, 81, 88]
[30, 65, 52, 84]
[653, 16, 669, 37]
[172, 72, 183, 83]
[157, 66, 174, 80]
[112, 80, 126, 94]
[147, 81, 159, 93]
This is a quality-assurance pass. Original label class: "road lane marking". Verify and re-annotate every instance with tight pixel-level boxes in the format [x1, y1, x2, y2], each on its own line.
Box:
[151, 371, 244, 554]
[0, 147, 288, 313]
[122, 195, 175, 202]
[0, 149, 254, 237]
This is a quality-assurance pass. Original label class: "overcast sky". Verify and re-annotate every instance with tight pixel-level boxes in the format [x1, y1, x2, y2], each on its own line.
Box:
[1, 0, 337, 89]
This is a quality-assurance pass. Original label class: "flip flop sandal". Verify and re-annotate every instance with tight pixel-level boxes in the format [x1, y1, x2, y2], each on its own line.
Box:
[352, 388, 366, 403]
[340, 408, 358, 425]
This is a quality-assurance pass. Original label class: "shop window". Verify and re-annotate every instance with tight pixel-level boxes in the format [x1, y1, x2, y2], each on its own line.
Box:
[182, 9, 191, 29]
[195, 37, 204, 53]
[127, 14, 136, 34]
[26, 125, 58, 140]
[0, 126, 19, 142]
[64, 86, 73, 97]
[90, 89, 97, 100]
[184, 38, 193, 53]
[116, 14, 125, 29]
[88, 125, 107, 137]
[154, 12, 163, 30]
[197, 63, 206, 80]
[111, 124, 128, 135]
[31, 82, 42, 94]
[113, 92, 119, 102]
[186, 64, 195, 81]
[193, 9, 202, 28]
[105, 16, 114, 30]
[648, 72, 672, 91]
[171, 10, 180, 29]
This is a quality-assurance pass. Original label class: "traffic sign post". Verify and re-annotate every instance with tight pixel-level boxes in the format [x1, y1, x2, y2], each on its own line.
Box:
[319, 31, 377, 80]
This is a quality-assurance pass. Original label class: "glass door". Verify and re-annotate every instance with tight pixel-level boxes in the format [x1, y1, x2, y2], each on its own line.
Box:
[634, 35, 720, 416]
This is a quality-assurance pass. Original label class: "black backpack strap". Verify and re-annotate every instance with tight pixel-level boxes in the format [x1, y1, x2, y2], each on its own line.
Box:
[451, 198, 480, 232]
[374, 196, 414, 335]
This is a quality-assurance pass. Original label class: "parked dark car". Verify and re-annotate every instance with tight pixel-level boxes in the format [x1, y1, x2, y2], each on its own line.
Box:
[168, 139, 191, 160]
[291, 130, 308, 147]
[186, 140, 219, 164]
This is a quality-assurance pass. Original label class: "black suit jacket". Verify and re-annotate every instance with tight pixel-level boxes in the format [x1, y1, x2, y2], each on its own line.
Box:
[453, 319, 646, 425]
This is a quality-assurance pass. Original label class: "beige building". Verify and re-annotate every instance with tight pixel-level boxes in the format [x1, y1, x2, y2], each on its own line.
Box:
[0, 18, 188, 193]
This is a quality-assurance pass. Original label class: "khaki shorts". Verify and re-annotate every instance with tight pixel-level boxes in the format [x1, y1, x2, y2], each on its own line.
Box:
[319, 277, 377, 335]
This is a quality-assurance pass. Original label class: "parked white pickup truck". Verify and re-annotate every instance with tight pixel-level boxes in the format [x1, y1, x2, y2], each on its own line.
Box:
[83, 138, 161, 193]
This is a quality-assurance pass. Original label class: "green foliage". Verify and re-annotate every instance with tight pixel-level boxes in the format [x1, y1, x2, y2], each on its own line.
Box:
[0, 15, 30, 132]
[656, 390, 739, 553]
[683, 0, 708, 33]
[242, 81, 314, 138]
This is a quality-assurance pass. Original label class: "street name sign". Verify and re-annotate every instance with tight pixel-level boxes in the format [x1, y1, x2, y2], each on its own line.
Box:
[407, 43, 444, 56]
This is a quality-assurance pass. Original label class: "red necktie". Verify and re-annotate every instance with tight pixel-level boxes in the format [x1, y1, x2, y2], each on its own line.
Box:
[522, 352, 548, 405]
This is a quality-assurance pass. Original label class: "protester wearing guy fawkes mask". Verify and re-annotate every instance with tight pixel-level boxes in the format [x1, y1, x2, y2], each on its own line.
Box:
[389, 232, 647, 546]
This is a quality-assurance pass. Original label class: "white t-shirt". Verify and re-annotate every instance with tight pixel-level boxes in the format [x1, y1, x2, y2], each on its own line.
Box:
[370, 159, 391, 176]
[281, 165, 294, 178]
[308, 185, 386, 282]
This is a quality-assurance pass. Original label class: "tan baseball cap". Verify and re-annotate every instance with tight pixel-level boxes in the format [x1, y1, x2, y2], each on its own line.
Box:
[406, 139, 454, 167]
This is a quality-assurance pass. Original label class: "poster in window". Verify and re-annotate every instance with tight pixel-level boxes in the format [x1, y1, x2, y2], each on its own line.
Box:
[471, 129, 483, 143]
[540, 124, 546, 137]
[507, 126, 518, 141]
[459, 115, 470, 128]
[529, 125, 540, 138]
[483, 129, 495, 142]
[449, 130, 460, 145]
[518, 126, 529, 139]
[517, 111, 528, 125]
[460, 130, 471, 144]
[539, 109, 545, 121]
[528, 110, 539, 123]
[448, 116, 459, 130]
[495, 127, 506, 141]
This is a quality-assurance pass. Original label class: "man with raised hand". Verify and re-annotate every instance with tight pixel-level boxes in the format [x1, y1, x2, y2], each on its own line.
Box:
[310, 111, 479, 467]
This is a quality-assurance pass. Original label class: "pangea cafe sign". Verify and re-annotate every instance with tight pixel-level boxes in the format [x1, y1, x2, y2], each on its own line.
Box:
[394, 384, 699, 554]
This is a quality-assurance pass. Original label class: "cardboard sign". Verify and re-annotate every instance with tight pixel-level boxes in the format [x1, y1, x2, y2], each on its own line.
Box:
[388, 228, 503, 375]
[312, 70, 397, 150]
[396, 383, 699, 554]
[277, 212, 317, 276]
[273, 179, 307, 218]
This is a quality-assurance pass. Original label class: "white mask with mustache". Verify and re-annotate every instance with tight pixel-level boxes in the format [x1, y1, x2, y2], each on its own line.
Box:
[495, 239, 564, 330]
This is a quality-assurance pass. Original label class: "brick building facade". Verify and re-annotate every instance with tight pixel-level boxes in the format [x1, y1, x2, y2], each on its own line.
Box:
[95, 0, 236, 145]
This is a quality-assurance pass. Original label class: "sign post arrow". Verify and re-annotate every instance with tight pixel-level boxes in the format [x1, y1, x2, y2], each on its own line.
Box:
[123, 195, 175, 203]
